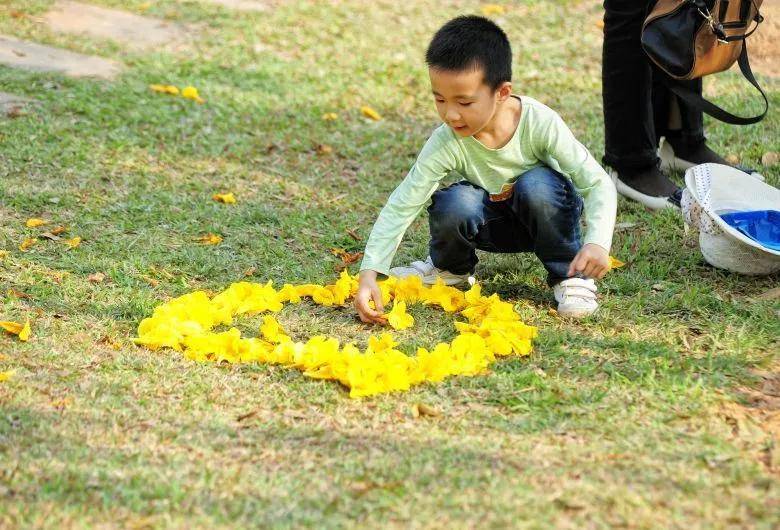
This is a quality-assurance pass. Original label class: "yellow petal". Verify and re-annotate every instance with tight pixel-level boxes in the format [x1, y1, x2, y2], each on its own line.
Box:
[385, 301, 414, 330]
[0, 370, 15, 382]
[25, 218, 48, 228]
[197, 233, 222, 245]
[65, 236, 81, 249]
[181, 86, 205, 103]
[212, 192, 237, 204]
[19, 237, 36, 251]
[322, 112, 338, 121]
[609, 256, 626, 269]
[18, 320, 31, 341]
[360, 106, 382, 121]
[1, 320, 30, 341]
[481, 4, 505, 16]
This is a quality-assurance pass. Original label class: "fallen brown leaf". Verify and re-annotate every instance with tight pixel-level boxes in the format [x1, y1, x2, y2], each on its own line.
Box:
[40, 231, 61, 241]
[416, 403, 441, 417]
[316, 143, 333, 156]
[6, 106, 25, 119]
[761, 151, 779, 167]
[19, 237, 37, 251]
[7, 289, 31, 299]
[88, 272, 106, 284]
[346, 228, 361, 241]
[236, 410, 258, 422]
[755, 287, 780, 301]
[411, 403, 441, 418]
[50, 226, 67, 236]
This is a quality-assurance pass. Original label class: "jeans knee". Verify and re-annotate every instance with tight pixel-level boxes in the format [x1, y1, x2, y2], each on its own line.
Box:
[429, 184, 485, 236]
[513, 167, 569, 214]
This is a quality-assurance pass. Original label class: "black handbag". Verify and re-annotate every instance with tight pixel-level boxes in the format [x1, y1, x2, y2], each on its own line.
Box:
[641, 0, 768, 125]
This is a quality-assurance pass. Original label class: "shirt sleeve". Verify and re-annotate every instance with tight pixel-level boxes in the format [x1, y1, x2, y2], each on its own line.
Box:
[533, 108, 617, 252]
[360, 129, 457, 275]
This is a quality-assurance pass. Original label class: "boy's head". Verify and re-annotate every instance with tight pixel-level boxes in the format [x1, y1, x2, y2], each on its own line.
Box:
[426, 16, 513, 137]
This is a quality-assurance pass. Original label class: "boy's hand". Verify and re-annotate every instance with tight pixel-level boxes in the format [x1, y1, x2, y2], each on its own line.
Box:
[567, 243, 610, 280]
[355, 270, 387, 325]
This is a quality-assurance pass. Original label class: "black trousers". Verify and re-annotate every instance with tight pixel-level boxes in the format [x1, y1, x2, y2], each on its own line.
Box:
[602, 0, 706, 172]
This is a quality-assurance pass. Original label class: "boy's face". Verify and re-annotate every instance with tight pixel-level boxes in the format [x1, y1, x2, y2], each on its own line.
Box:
[429, 66, 510, 137]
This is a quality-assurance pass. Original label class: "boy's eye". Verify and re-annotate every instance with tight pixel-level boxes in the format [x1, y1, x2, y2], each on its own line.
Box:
[435, 98, 445, 103]
[459, 102, 473, 107]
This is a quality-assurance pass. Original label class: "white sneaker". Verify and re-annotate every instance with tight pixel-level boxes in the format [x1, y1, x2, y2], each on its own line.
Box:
[553, 278, 598, 318]
[389, 256, 471, 286]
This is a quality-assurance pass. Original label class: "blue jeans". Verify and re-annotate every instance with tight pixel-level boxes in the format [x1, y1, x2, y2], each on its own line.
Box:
[428, 166, 583, 286]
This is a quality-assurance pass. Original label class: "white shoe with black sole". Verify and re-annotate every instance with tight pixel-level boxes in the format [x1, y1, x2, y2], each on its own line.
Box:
[609, 168, 682, 211]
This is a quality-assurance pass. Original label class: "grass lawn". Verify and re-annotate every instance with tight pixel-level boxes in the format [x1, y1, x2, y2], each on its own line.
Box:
[1, 0, 778, 528]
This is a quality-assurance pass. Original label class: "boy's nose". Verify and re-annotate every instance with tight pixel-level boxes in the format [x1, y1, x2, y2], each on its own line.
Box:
[445, 108, 461, 122]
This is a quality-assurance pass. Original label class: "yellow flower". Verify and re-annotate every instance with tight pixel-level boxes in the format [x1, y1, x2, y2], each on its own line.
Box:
[392, 276, 424, 303]
[134, 274, 539, 398]
[0, 370, 15, 382]
[423, 279, 466, 312]
[181, 86, 205, 104]
[260, 316, 289, 344]
[19, 237, 36, 251]
[150, 84, 180, 95]
[360, 105, 382, 121]
[196, 233, 222, 245]
[25, 218, 47, 228]
[322, 112, 338, 121]
[609, 256, 626, 269]
[212, 192, 237, 204]
[385, 301, 414, 330]
[366, 333, 397, 354]
[65, 236, 81, 249]
[481, 4, 505, 16]
[0, 320, 31, 341]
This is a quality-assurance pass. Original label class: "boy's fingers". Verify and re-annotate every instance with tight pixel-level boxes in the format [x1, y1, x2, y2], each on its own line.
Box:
[568, 255, 586, 277]
[371, 288, 384, 313]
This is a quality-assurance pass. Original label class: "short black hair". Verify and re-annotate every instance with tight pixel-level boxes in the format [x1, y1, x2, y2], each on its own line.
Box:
[425, 15, 512, 90]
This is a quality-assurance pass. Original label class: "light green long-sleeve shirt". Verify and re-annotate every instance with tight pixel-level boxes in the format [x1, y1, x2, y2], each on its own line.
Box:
[360, 96, 617, 275]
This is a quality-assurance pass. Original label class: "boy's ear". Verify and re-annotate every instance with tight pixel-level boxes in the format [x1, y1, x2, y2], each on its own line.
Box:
[495, 81, 513, 102]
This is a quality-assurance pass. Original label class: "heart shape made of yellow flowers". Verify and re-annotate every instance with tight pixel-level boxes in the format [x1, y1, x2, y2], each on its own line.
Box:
[134, 272, 538, 398]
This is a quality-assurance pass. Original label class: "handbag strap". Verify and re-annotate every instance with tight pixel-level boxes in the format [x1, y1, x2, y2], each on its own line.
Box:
[663, 42, 768, 125]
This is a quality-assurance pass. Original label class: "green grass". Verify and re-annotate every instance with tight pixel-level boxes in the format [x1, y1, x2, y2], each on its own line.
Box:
[1, 0, 779, 528]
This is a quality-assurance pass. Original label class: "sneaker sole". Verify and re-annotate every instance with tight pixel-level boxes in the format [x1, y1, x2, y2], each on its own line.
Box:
[388, 270, 469, 287]
[557, 307, 598, 318]
[658, 138, 767, 182]
[658, 138, 696, 172]
[609, 169, 676, 211]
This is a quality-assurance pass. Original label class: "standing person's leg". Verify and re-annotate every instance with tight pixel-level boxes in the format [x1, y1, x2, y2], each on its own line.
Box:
[602, 0, 680, 207]
[657, 77, 731, 169]
[602, 0, 657, 171]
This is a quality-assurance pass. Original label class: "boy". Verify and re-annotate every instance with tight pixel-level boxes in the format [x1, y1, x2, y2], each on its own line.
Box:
[355, 16, 617, 321]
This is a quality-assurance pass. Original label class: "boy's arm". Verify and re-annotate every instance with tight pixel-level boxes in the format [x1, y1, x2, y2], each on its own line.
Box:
[359, 130, 457, 276]
[535, 110, 617, 254]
